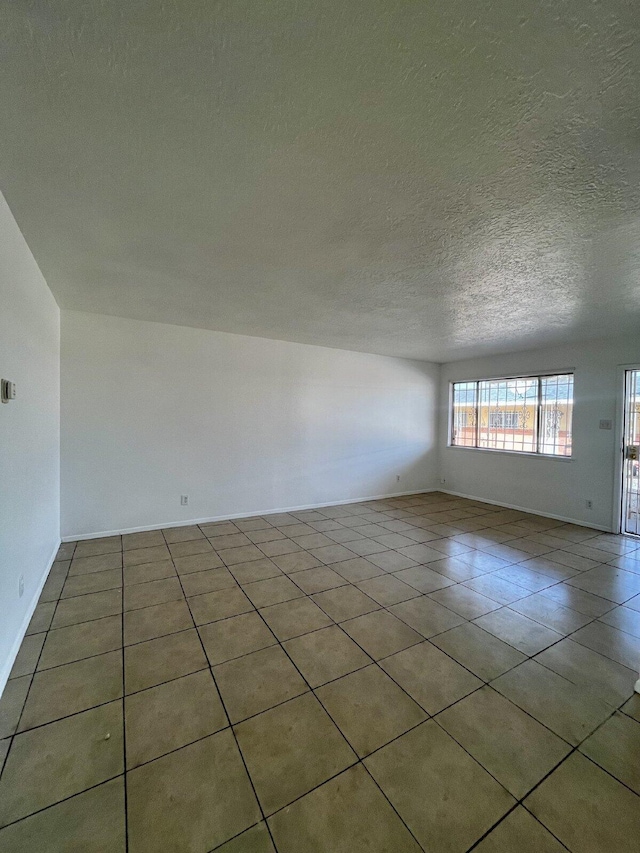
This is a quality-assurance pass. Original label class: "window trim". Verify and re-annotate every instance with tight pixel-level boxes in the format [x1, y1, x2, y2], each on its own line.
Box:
[448, 371, 574, 459]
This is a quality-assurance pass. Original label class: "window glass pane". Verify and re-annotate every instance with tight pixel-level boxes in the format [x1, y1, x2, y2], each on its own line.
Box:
[477, 377, 538, 453]
[451, 382, 476, 447]
[540, 374, 573, 456]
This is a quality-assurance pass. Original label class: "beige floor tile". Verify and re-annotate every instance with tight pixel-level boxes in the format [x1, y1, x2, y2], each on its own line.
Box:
[19, 651, 123, 730]
[214, 645, 308, 722]
[0, 779, 126, 853]
[373, 533, 417, 549]
[394, 544, 443, 565]
[39, 566, 68, 602]
[168, 539, 214, 559]
[525, 752, 640, 853]
[277, 523, 316, 538]
[199, 612, 277, 665]
[312, 585, 379, 622]
[26, 601, 56, 635]
[316, 665, 427, 757]
[429, 584, 500, 619]
[55, 542, 76, 561]
[215, 823, 275, 852]
[180, 567, 237, 597]
[473, 608, 564, 656]
[62, 568, 122, 599]
[365, 721, 514, 852]
[389, 596, 465, 638]
[428, 556, 491, 582]
[463, 575, 530, 606]
[124, 576, 183, 611]
[492, 660, 614, 745]
[258, 539, 303, 558]
[432, 622, 526, 681]
[566, 565, 640, 604]
[124, 598, 193, 645]
[162, 525, 204, 543]
[473, 807, 566, 853]
[125, 670, 227, 768]
[341, 609, 422, 660]
[437, 686, 570, 798]
[571, 619, 640, 670]
[325, 527, 366, 544]
[218, 544, 266, 565]
[9, 633, 45, 678]
[0, 676, 31, 739]
[309, 544, 357, 564]
[380, 641, 481, 714]
[492, 565, 557, 593]
[200, 521, 240, 537]
[509, 592, 592, 633]
[73, 537, 122, 559]
[188, 586, 254, 625]
[356, 574, 420, 606]
[52, 588, 122, 628]
[539, 581, 614, 616]
[535, 637, 637, 706]
[364, 550, 418, 572]
[600, 603, 640, 638]
[260, 597, 332, 641]
[284, 626, 371, 687]
[124, 545, 172, 567]
[268, 765, 422, 852]
[173, 551, 224, 574]
[622, 692, 640, 721]
[235, 517, 273, 532]
[243, 575, 304, 608]
[228, 558, 282, 584]
[246, 527, 286, 544]
[122, 530, 166, 550]
[343, 538, 389, 556]
[127, 729, 260, 853]
[271, 551, 321, 573]
[292, 565, 347, 594]
[235, 693, 355, 814]
[125, 629, 207, 694]
[392, 565, 455, 594]
[330, 557, 384, 582]
[0, 701, 123, 827]
[69, 552, 122, 576]
[292, 532, 335, 549]
[207, 532, 252, 550]
[579, 711, 640, 794]
[38, 615, 121, 669]
[123, 560, 176, 586]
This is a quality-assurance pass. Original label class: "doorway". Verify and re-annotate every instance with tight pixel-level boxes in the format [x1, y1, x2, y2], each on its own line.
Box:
[621, 368, 640, 536]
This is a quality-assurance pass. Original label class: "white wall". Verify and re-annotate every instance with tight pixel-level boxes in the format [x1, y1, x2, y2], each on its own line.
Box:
[439, 336, 640, 531]
[61, 311, 439, 538]
[0, 193, 60, 691]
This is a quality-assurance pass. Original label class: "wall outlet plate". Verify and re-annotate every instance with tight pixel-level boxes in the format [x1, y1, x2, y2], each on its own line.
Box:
[1, 379, 16, 403]
[180, 495, 189, 506]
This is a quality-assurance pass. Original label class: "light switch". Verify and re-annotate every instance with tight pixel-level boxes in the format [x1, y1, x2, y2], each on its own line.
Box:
[599, 419, 612, 430]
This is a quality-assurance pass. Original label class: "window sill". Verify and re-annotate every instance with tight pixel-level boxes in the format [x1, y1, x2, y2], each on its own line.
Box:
[446, 445, 574, 462]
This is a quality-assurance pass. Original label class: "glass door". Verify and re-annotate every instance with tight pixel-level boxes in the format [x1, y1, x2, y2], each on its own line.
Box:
[621, 369, 640, 536]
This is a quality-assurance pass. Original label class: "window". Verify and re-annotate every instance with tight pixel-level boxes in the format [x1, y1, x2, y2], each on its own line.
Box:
[450, 373, 573, 457]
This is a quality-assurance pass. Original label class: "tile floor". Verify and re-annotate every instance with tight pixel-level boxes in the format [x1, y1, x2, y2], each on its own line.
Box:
[1, 492, 640, 851]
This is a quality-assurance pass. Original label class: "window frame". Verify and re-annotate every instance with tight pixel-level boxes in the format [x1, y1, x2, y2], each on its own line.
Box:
[448, 371, 574, 459]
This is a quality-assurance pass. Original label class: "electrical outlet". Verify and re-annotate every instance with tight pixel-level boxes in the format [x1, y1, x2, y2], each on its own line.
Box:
[18, 575, 24, 598]
[180, 495, 189, 506]
[396, 475, 401, 482]
[440, 478, 446, 485]
[1, 379, 16, 403]
[585, 499, 593, 509]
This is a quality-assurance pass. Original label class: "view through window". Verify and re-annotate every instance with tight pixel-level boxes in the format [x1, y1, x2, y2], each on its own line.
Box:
[450, 373, 573, 456]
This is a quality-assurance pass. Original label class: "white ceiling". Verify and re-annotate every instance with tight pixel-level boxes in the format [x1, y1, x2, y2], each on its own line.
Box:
[2, 0, 639, 362]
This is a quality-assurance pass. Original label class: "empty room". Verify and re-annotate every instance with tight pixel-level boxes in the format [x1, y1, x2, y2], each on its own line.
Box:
[1, 1, 640, 851]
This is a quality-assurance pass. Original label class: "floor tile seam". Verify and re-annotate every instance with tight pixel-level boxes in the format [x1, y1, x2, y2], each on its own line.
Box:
[0, 774, 125, 834]
[162, 529, 281, 853]
[531, 617, 640, 677]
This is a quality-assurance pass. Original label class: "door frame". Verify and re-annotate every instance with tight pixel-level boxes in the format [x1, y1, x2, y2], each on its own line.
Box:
[614, 363, 640, 536]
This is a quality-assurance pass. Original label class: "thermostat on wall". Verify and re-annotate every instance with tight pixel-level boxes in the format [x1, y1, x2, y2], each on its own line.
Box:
[1, 379, 16, 403]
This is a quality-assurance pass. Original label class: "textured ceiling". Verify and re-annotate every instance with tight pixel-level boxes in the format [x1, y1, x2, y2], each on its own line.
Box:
[2, 0, 639, 361]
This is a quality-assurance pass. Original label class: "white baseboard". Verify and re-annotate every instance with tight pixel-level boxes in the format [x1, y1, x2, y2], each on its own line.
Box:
[62, 487, 439, 541]
[0, 539, 60, 700]
[439, 489, 613, 532]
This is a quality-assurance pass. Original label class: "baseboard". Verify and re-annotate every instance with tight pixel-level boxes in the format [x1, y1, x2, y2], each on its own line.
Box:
[439, 489, 613, 532]
[62, 487, 439, 541]
[0, 539, 60, 700]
